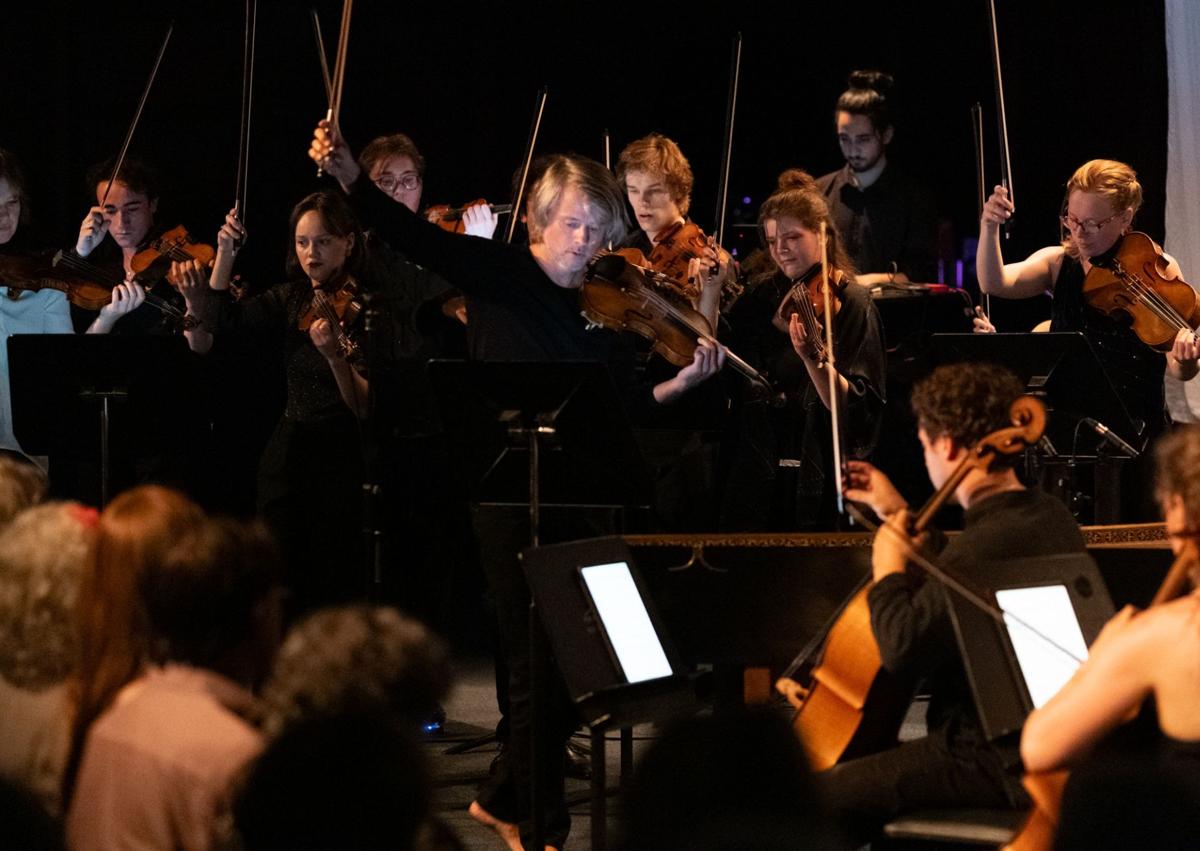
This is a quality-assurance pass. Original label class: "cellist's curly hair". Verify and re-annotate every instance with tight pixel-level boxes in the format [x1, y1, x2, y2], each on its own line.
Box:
[1154, 426, 1200, 525]
[616, 134, 694, 216]
[910, 363, 1026, 466]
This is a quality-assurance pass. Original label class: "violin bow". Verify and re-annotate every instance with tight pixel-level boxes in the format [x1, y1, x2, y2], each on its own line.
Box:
[311, 7, 334, 106]
[971, 102, 992, 317]
[100, 22, 174, 207]
[712, 31, 742, 247]
[986, 0, 1014, 239]
[317, 0, 354, 178]
[234, 0, 258, 229]
[603, 128, 612, 172]
[504, 86, 548, 244]
[819, 223, 848, 516]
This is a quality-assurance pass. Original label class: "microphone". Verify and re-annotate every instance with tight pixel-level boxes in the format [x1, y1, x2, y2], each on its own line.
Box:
[1082, 417, 1140, 459]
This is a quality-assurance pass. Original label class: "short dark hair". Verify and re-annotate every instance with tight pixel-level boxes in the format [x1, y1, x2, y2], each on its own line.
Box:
[835, 69, 896, 134]
[359, 133, 426, 180]
[284, 191, 363, 279]
[139, 517, 280, 668]
[84, 157, 163, 202]
[910, 363, 1026, 453]
[0, 147, 32, 227]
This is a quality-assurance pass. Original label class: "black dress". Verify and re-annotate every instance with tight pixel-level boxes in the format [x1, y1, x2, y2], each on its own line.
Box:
[720, 271, 886, 530]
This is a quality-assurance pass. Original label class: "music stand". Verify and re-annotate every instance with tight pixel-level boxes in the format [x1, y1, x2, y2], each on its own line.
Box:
[428, 359, 653, 541]
[927, 332, 1138, 449]
[428, 360, 654, 850]
[8, 334, 202, 506]
[522, 535, 697, 851]
[945, 552, 1115, 741]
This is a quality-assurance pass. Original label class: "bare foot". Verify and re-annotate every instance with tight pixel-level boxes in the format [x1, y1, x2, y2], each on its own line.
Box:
[469, 801, 523, 851]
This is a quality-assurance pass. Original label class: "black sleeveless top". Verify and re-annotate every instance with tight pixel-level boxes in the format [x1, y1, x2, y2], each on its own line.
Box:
[1050, 254, 1167, 437]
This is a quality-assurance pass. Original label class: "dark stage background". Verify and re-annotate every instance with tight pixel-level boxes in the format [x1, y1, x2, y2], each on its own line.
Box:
[3, 0, 1167, 333]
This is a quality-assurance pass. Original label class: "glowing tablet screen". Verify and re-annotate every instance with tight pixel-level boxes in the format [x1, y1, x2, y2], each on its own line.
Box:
[579, 562, 673, 683]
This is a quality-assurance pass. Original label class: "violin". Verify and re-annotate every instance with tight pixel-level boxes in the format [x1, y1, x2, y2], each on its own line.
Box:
[1083, 231, 1200, 352]
[780, 261, 848, 364]
[778, 396, 1047, 770]
[1, 250, 198, 329]
[424, 200, 513, 234]
[297, 276, 363, 363]
[129, 225, 216, 278]
[580, 253, 772, 397]
[645, 220, 744, 310]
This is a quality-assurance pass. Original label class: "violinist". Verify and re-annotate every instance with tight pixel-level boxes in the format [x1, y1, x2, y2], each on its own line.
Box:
[818, 363, 1087, 844]
[359, 131, 498, 238]
[1019, 425, 1200, 844]
[616, 133, 732, 327]
[616, 133, 733, 530]
[311, 122, 724, 851]
[204, 192, 370, 614]
[720, 170, 884, 531]
[0, 148, 72, 458]
[978, 159, 1200, 517]
[69, 158, 210, 352]
[816, 70, 938, 286]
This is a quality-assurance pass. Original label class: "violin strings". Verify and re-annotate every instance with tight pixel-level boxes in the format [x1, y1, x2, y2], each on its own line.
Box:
[1118, 269, 1189, 334]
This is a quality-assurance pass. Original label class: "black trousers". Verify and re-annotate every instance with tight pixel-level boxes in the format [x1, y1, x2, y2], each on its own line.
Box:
[816, 732, 1028, 846]
[471, 504, 617, 850]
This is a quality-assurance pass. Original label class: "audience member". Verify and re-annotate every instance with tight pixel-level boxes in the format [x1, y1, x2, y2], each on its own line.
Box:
[66, 517, 283, 851]
[0, 455, 47, 527]
[0, 502, 95, 815]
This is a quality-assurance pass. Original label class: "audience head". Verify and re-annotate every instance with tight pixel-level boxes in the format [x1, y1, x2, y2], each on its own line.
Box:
[259, 605, 450, 739]
[0, 502, 95, 691]
[0, 456, 47, 528]
[617, 710, 828, 850]
[139, 516, 283, 683]
[233, 712, 430, 851]
[1154, 425, 1200, 561]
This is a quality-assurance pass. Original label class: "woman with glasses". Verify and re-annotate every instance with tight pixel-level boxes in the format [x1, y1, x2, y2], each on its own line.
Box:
[976, 159, 1199, 518]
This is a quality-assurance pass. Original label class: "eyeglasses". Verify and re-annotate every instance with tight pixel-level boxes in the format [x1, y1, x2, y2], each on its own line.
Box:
[1059, 211, 1123, 235]
[374, 173, 421, 193]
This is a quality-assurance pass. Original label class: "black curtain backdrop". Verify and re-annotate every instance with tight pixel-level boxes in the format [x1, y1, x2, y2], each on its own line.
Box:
[3, 0, 1167, 327]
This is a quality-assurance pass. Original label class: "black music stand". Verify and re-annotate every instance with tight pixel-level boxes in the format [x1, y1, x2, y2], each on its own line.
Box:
[929, 332, 1138, 522]
[928, 332, 1137, 448]
[8, 334, 202, 507]
[945, 552, 1114, 741]
[522, 535, 697, 851]
[429, 360, 653, 851]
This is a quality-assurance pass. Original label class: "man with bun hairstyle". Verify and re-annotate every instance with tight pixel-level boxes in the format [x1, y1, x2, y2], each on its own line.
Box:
[817, 70, 938, 285]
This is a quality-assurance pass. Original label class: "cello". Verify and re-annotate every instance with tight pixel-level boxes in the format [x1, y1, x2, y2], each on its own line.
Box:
[777, 394, 1047, 769]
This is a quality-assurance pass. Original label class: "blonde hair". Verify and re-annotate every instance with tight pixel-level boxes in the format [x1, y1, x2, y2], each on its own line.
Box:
[0, 502, 95, 690]
[525, 155, 629, 247]
[616, 133, 694, 216]
[1061, 159, 1142, 257]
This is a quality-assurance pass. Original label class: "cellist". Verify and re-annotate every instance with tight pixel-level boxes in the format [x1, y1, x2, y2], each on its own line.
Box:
[816, 363, 1086, 845]
[1019, 425, 1200, 845]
